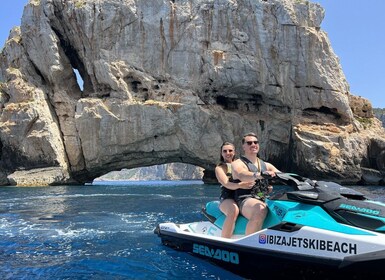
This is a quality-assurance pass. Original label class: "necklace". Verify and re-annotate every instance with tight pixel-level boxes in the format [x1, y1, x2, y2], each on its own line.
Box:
[256, 157, 261, 172]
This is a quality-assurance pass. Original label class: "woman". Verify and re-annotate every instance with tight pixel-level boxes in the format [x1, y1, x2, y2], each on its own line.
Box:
[232, 132, 280, 235]
[215, 142, 255, 238]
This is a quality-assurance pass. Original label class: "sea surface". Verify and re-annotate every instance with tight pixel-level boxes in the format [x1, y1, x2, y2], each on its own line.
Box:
[0, 180, 384, 280]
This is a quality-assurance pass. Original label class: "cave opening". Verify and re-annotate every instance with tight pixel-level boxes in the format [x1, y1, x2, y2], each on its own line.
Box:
[73, 68, 84, 91]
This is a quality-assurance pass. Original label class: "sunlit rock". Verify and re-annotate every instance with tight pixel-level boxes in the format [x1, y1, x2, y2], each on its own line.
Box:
[0, 0, 384, 186]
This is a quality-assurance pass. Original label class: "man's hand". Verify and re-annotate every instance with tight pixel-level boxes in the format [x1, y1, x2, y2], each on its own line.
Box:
[239, 181, 255, 189]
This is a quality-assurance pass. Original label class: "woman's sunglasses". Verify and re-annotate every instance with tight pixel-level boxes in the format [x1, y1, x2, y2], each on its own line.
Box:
[246, 141, 259, 145]
[222, 149, 234, 153]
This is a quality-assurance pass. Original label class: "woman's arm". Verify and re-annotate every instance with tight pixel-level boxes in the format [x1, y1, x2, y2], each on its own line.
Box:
[215, 164, 254, 190]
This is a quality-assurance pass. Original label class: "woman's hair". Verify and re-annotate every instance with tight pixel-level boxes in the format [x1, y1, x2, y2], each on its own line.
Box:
[219, 141, 236, 163]
[242, 132, 258, 144]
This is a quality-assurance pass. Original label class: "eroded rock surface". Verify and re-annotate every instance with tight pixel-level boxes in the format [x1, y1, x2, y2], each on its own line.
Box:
[374, 108, 385, 129]
[0, 0, 384, 185]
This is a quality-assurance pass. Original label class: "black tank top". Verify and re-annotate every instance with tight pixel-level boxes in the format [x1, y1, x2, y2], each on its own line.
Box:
[219, 163, 235, 200]
[234, 156, 268, 200]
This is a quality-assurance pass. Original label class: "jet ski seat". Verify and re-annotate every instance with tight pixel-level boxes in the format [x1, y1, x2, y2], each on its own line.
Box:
[203, 200, 285, 236]
[202, 200, 248, 235]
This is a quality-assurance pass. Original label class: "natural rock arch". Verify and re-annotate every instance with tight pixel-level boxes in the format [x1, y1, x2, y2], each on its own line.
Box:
[1, 0, 384, 186]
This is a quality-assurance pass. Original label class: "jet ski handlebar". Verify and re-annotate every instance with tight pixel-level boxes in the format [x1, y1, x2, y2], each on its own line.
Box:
[259, 171, 274, 179]
[261, 172, 316, 191]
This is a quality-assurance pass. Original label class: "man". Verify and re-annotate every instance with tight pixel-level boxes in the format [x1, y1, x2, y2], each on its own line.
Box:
[231, 132, 280, 235]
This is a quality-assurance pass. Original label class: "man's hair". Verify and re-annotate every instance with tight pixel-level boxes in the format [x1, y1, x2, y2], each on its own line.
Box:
[242, 132, 258, 144]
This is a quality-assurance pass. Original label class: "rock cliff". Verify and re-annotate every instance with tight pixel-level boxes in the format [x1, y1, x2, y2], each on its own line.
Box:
[0, 0, 384, 186]
[374, 108, 385, 128]
[96, 163, 204, 181]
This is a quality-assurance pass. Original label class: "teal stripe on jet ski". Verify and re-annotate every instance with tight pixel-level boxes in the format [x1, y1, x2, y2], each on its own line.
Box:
[376, 226, 385, 231]
[278, 202, 376, 236]
[205, 200, 377, 236]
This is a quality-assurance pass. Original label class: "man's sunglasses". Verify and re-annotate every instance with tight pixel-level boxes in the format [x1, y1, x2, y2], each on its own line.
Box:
[246, 141, 259, 145]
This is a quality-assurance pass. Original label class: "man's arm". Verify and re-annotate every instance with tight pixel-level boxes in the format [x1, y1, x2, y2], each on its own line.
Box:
[231, 159, 259, 181]
[266, 162, 280, 173]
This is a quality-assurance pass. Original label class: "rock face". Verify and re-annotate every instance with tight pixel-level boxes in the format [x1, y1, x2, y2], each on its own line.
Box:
[96, 163, 204, 181]
[374, 108, 385, 128]
[0, 0, 384, 186]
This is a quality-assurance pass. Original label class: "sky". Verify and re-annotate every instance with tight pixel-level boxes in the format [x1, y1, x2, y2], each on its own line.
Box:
[315, 0, 385, 108]
[1, 0, 384, 108]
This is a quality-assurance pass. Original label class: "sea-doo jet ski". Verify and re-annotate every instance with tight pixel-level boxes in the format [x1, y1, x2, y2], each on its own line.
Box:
[154, 173, 385, 279]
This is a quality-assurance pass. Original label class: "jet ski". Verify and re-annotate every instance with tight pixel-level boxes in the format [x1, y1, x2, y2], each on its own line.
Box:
[154, 173, 385, 279]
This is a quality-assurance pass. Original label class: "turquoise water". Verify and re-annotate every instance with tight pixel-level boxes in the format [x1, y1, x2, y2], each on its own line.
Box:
[0, 180, 242, 279]
[0, 181, 384, 279]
